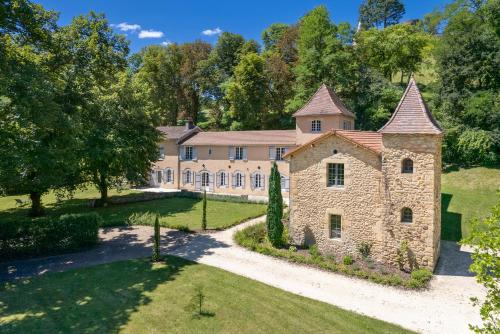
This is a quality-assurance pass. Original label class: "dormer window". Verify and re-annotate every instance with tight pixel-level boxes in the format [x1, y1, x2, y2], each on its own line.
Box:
[311, 120, 322, 132]
[402, 159, 413, 173]
[343, 121, 352, 130]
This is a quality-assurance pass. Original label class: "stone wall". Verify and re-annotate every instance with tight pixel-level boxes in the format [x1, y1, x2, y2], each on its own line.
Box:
[289, 135, 385, 259]
[379, 134, 442, 270]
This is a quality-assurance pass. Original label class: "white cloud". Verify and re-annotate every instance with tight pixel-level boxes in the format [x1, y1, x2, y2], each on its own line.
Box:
[138, 29, 164, 39]
[202, 27, 222, 36]
[113, 22, 141, 32]
[161, 40, 172, 46]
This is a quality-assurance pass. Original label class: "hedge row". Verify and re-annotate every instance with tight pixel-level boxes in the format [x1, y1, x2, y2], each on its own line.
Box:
[0, 213, 101, 260]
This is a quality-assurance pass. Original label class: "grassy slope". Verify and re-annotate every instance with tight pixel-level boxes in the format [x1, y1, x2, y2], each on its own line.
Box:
[0, 257, 412, 334]
[441, 166, 499, 241]
[0, 188, 266, 230]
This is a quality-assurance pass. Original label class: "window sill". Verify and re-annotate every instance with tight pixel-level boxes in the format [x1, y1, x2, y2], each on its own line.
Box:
[327, 186, 345, 190]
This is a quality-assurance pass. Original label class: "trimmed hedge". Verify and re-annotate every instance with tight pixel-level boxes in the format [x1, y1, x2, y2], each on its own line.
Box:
[0, 213, 101, 260]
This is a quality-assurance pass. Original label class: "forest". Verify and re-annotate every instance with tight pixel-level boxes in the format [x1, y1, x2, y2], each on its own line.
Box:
[1, 0, 499, 215]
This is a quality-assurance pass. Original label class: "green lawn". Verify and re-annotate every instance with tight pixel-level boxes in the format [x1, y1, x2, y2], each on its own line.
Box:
[0, 188, 266, 230]
[441, 166, 500, 241]
[0, 256, 412, 334]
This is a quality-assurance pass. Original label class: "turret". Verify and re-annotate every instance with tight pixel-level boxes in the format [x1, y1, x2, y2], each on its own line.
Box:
[378, 77, 443, 270]
[293, 84, 356, 145]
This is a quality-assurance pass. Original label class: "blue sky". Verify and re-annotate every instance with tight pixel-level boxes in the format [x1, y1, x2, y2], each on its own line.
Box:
[38, 0, 449, 53]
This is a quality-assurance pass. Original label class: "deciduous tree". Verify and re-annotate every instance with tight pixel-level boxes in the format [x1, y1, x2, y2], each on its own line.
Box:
[359, 0, 405, 28]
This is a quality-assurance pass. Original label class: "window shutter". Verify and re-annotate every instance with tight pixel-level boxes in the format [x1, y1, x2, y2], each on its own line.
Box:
[171, 170, 174, 183]
[285, 177, 290, 191]
[209, 173, 214, 192]
[262, 174, 265, 190]
[228, 146, 234, 160]
[192, 147, 197, 161]
[250, 173, 255, 190]
[232, 173, 236, 188]
[216, 171, 220, 187]
[241, 173, 245, 188]
[269, 146, 276, 160]
[180, 147, 184, 161]
[195, 172, 201, 191]
[243, 147, 248, 161]
[182, 170, 186, 184]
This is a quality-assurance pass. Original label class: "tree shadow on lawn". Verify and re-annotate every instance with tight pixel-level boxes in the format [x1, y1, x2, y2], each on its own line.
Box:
[441, 193, 462, 242]
[0, 196, 199, 226]
[0, 256, 198, 334]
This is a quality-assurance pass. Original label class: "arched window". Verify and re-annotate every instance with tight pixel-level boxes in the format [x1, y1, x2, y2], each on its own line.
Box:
[163, 168, 173, 183]
[401, 207, 413, 223]
[183, 169, 192, 184]
[233, 171, 245, 188]
[251, 172, 264, 190]
[217, 170, 228, 187]
[201, 171, 210, 187]
[402, 158, 413, 173]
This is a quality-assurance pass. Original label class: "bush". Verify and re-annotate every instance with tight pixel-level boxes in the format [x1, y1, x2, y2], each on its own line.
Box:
[358, 242, 373, 258]
[234, 223, 266, 248]
[309, 244, 321, 259]
[288, 245, 297, 252]
[343, 255, 354, 265]
[0, 213, 101, 259]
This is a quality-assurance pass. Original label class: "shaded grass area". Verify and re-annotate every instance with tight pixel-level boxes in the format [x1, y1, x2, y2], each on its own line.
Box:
[0, 188, 266, 230]
[0, 256, 413, 334]
[441, 166, 500, 241]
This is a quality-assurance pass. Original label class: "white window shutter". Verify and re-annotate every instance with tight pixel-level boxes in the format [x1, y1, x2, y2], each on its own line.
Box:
[180, 147, 184, 161]
[243, 147, 248, 161]
[195, 172, 201, 191]
[232, 173, 236, 188]
[182, 170, 186, 184]
[209, 173, 214, 192]
[262, 174, 265, 190]
[285, 177, 290, 191]
[269, 146, 276, 160]
[250, 173, 255, 190]
[192, 147, 197, 161]
[171, 170, 174, 183]
[228, 146, 234, 160]
[216, 171, 220, 187]
[241, 173, 245, 188]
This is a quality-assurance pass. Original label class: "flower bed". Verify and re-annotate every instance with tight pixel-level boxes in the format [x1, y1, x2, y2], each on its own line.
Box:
[234, 222, 432, 289]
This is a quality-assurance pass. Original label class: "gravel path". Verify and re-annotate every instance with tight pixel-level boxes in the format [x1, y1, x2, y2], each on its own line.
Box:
[0, 216, 485, 334]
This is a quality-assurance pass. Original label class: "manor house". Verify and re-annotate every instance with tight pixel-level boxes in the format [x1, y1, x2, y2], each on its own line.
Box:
[151, 78, 442, 269]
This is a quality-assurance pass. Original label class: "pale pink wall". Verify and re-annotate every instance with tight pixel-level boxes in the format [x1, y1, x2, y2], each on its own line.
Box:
[295, 115, 355, 144]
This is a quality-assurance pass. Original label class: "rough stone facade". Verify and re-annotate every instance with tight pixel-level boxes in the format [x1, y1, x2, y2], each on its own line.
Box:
[288, 130, 442, 271]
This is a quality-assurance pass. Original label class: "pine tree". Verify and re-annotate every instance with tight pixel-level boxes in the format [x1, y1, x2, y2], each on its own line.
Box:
[202, 189, 207, 230]
[152, 215, 161, 262]
[267, 162, 284, 247]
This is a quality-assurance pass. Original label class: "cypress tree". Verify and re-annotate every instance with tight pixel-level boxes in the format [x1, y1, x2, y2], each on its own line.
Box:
[152, 215, 161, 262]
[202, 189, 207, 230]
[267, 162, 283, 247]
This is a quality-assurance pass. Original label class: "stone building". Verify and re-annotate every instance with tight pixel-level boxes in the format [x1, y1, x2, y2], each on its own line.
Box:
[150, 78, 442, 270]
[284, 78, 442, 270]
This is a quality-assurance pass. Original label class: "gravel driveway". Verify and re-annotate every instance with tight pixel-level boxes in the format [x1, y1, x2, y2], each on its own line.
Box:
[0, 216, 485, 334]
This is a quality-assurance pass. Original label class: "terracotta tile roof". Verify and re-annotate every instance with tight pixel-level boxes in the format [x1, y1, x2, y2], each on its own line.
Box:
[157, 126, 200, 141]
[379, 77, 442, 134]
[182, 130, 297, 146]
[284, 130, 382, 158]
[292, 84, 356, 118]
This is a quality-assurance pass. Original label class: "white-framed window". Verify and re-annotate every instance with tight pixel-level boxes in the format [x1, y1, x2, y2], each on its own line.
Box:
[201, 171, 210, 187]
[311, 120, 322, 132]
[280, 176, 290, 191]
[330, 214, 342, 239]
[235, 146, 244, 160]
[343, 121, 352, 130]
[163, 168, 173, 183]
[185, 146, 194, 160]
[156, 170, 162, 184]
[217, 170, 228, 187]
[275, 147, 287, 161]
[183, 169, 193, 184]
[233, 171, 245, 188]
[251, 172, 264, 190]
[327, 163, 344, 187]
[158, 145, 165, 160]
[401, 207, 413, 223]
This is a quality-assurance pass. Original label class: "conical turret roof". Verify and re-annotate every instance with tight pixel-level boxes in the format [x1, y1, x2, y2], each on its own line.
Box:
[379, 77, 442, 134]
[293, 84, 355, 118]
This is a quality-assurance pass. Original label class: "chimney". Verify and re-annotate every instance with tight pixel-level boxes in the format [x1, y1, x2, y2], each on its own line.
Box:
[185, 117, 195, 130]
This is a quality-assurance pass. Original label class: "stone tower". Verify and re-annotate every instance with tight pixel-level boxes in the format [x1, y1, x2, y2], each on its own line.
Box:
[378, 77, 443, 270]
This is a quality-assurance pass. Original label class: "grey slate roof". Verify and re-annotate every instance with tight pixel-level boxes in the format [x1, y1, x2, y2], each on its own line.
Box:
[379, 78, 442, 134]
[292, 84, 356, 118]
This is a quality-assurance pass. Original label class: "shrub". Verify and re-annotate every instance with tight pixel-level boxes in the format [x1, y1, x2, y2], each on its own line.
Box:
[396, 240, 409, 271]
[288, 245, 297, 252]
[234, 223, 266, 248]
[0, 213, 101, 259]
[308, 244, 321, 259]
[358, 242, 373, 258]
[343, 255, 354, 265]
[152, 215, 161, 262]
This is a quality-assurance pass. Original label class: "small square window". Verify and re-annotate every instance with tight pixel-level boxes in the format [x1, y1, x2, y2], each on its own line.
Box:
[235, 147, 244, 160]
[402, 159, 413, 173]
[311, 120, 322, 132]
[275, 147, 286, 161]
[330, 215, 341, 239]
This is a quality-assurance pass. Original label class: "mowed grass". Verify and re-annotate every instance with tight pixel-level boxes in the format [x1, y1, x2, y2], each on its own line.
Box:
[0, 256, 413, 334]
[0, 188, 266, 230]
[441, 166, 500, 241]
